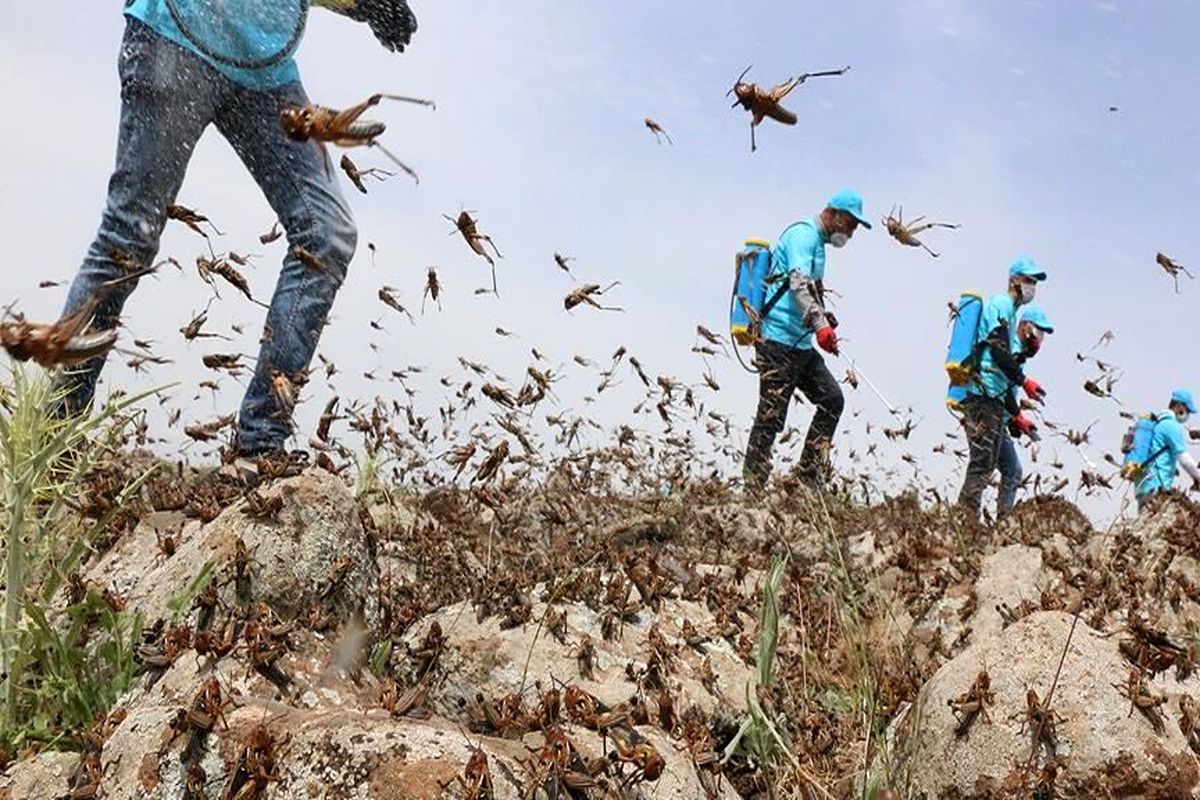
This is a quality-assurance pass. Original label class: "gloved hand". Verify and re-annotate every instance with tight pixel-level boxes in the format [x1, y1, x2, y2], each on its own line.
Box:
[1009, 414, 1037, 439]
[815, 325, 839, 356]
[315, 0, 417, 52]
[1022, 377, 1046, 403]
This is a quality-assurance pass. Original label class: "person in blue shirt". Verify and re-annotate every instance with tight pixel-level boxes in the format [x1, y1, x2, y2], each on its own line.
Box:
[995, 304, 1054, 519]
[957, 257, 1049, 517]
[1136, 389, 1200, 513]
[743, 189, 871, 492]
[52, 0, 416, 469]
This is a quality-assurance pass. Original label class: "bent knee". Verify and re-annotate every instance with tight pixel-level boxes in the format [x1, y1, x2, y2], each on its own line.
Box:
[822, 384, 846, 417]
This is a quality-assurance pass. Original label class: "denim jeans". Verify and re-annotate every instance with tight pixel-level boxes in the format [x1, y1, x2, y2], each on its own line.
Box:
[744, 339, 845, 490]
[55, 18, 356, 454]
[996, 429, 1022, 518]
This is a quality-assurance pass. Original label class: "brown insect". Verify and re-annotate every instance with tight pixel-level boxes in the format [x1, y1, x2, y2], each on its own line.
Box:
[1, 264, 157, 368]
[258, 221, 283, 245]
[183, 413, 235, 442]
[422, 267, 442, 312]
[338, 153, 395, 193]
[279, 92, 432, 182]
[728, 65, 850, 152]
[608, 727, 665, 785]
[565, 282, 623, 312]
[1156, 252, 1193, 293]
[947, 668, 993, 738]
[444, 211, 502, 293]
[452, 745, 494, 800]
[1017, 688, 1064, 758]
[644, 117, 673, 145]
[883, 206, 959, 258]
[166, 203, 223, 238]
[1114, 666, 1167, 733]
[221, 723, 283, 800]
[1180, 694, 1200, 754]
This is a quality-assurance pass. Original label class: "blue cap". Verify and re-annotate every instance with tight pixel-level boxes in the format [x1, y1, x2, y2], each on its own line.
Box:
[1018, 304, 1054, 333]
[827, 189, 872, 229]
[1009, 256, 1047, 282]
[1171, 388, 1198, 414]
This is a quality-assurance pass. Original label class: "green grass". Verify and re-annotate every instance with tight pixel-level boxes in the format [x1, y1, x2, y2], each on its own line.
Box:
[0, 364, 156, 751]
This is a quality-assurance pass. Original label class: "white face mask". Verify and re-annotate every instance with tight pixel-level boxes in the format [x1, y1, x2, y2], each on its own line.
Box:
[1018, 282, 1037, 304]
[829, 232, 850, 248]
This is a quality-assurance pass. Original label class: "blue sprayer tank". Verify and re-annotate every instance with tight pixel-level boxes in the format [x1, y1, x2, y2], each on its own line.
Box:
[944, 291, 984, 409]
[1121, 413, 1163, 482]
[730, 239, 772, 346]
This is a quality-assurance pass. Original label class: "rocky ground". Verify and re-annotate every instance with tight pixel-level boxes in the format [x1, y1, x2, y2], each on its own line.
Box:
[4, 456, 1200, 799]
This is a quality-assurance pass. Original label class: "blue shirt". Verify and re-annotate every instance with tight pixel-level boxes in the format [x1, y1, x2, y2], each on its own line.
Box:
[968, 293, 1019, 400]
[125, 0, 304, 90]
[760, 218, 826, 350]
[1137, 412, 1188, 496]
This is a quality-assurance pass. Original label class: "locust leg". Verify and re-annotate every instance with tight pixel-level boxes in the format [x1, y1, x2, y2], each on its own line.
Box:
[330, 95, 383, 132]
[370, 141, 419, 184]
[921, 242, 940, 258]
[770, 77, 801, 101]
[377, 93, 437, 110]
[478, 234, 503, 260]
[750, 122, 757, 153]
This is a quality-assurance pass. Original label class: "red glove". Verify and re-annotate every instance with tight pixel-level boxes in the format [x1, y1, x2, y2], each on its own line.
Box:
[1022, 377, 1046, 402]
[815, 325, 839, 355]
[1010, 414, 1037, 439]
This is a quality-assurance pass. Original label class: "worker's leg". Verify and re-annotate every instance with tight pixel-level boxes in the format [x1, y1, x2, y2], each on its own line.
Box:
[54, 19, 219, 414]
[957, 396, 1005, 516]
[794, 351, 845, 488]
[744, 340, 803, 491]
[996, 429, 1022, 518]
[214, 80, 357, 454]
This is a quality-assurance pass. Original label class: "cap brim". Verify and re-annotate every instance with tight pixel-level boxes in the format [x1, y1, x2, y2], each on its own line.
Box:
[851, 212, 872, 230]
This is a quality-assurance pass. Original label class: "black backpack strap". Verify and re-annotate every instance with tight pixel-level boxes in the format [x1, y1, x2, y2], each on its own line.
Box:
[760, 276, 790, 320]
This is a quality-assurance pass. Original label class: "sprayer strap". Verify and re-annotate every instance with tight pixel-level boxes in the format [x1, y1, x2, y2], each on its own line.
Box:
[165, 0, 308, 70]
[760, 278, 790, 321]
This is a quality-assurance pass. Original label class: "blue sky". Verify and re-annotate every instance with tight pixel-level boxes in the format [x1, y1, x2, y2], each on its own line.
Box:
[2, 1, 1198, 520]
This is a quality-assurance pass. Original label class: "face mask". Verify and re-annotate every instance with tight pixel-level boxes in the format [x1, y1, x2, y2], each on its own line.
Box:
[1018, 282, 1037, 304]
[1022, 329, 1044, 357]
[829, 232, 850, 248]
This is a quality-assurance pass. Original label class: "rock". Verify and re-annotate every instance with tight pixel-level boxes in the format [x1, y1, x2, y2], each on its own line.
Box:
[889, 611, 1200, 799]
[0, 751, 77, 800]
[86, 470, 379, 629]
[965, 544, 1048, 645]
[400, 592, 755, 720]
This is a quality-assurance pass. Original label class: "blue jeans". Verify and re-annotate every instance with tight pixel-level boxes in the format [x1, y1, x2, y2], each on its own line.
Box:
[56, 18, 356, 453]
[997, 430, 1022, 518]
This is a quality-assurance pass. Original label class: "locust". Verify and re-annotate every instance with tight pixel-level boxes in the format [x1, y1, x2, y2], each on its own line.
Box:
[1, 264, 157, 368]
[259, 221, 283, 245]
[422, 267, 442, 312]
[565, 282, 623, 312]
[166, 203, 223, 238]
[947, 668, 993, 738]
[553, 252, 575, 277]
[279, 92, 432, 182]
[1114, 666, 1167, 733]
[445, 211, 502, 293]
[339, 153, 395, 193]
[728, 65, 850, 152]
[1156, 252, 1193, 293]
[883, 206, 959, 257]
[378, 287, 415, 323]
[644, 117, 673, 145]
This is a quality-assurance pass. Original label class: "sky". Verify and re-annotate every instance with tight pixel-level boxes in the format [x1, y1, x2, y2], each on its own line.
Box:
[2, 1, 1199, 522]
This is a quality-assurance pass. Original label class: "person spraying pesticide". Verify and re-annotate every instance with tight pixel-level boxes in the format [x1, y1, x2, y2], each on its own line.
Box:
[995, 304, 1054, 518]
[1123, 389, 1200, 513]
[735, 189, 872, 493]
[945, 257, 1049, 519]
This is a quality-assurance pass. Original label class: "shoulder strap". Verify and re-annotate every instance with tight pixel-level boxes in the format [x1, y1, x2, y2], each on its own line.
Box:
[760, 280, 790, 320]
